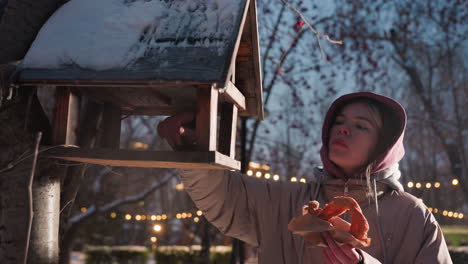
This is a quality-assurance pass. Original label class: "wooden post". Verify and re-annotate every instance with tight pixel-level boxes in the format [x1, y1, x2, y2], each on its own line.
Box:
[219, 104, 238, 158]
[53, 87, 80, 145]
[100, 102, 121, 149]
[196, 84, 218, 151]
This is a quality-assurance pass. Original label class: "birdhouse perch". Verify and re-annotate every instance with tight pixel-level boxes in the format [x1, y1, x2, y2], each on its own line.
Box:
[18, 0, 263, 170]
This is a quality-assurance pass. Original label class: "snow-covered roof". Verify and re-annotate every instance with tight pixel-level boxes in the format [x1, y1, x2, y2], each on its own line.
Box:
[19, 0, 263, 119]
[22, 0, 243, 81]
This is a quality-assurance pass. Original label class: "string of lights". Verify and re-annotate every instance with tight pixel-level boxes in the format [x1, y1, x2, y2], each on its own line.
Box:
[406, 179, 460, 189]
[78, 162, 464, 223]
[428, 208, 464, 219]
[246, 161, 461, 189]
[246, 168, 461, 189]
[79, 203, 464, 222]
[79, 207, 205, 223]
[79, 205, 464, 222]
[245, 162, 465, 220]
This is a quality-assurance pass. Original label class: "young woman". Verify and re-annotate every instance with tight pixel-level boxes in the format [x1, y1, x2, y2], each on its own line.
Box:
[157, 92, 452, 264]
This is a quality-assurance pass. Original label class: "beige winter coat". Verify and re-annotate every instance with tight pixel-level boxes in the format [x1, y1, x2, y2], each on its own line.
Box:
[179, 168, 452, 264]
[177, 92, 452, 264]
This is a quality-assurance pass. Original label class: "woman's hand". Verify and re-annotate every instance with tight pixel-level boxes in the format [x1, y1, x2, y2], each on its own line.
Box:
[157, 112, 197, 150]
[322, 231, 363, 264]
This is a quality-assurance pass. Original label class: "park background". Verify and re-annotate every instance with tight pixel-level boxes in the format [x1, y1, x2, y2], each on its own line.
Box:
[0, 0, 466, 263]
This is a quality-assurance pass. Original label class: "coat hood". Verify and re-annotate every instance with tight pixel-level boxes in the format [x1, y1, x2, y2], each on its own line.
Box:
[320, 92, 407, 179]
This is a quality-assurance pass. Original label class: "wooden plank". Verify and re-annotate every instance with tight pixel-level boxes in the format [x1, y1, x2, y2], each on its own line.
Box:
[219, 104, 238, 158]
[78, 87, 136, 110]
[122, 106, 196, 116]
[44, 147, 240, 170]
[237, 41, 252, 57]
[215, 151, 241, 169]
[196, 84, 218, 151]
[219, 81, 246, 111]
[234, 1, 260, 118]
[144, 87, 172, 105]
[53, 87, 80, 145]
[222, 0, 250, 89]
[78, 85, 194, 112]
[247, 0, 264, 120]
[97, 87, 170, 108]
[78, 85, 198, 116]
[233, 0, 264, 120]
[230, 62, 236, 83]
[100, 103, 121, 149]
[236, 16, 252, 62]
[235, 65, 258, 116]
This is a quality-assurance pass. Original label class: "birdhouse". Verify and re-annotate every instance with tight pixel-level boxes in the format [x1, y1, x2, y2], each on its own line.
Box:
[18, 0, 263, 170]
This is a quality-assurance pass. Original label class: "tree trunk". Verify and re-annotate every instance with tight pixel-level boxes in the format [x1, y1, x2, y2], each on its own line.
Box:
[200, 217, 211, 264]
[403, 65, 468, 201]
[0, 91, 63, 263]
[27, 165, 63, 264]
[59, 221, 79, 264]
[230, 117, 247, 264]
[0, 160, 33, 263]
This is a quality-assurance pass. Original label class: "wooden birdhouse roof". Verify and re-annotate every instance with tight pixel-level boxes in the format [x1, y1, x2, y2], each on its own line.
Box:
[19, 0, 263, 119]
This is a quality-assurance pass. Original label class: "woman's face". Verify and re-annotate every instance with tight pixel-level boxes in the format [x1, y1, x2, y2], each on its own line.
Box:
[328, 102, 380, 176]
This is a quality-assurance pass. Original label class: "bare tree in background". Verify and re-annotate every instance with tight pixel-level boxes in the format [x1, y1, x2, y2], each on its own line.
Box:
[249, 0, 343, 179]
[320, 0, 467, 208]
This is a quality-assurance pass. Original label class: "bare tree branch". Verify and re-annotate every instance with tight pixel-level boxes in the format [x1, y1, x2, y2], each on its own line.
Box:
[261, 3, 286, 82]
[0, 144, 68, 174]
[24, 132, 42, 264]
[67, 172, 175, 227]
[280, 0, 342, 60]
[247, 28, 307, 162]
[92, 167, 113, 194]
